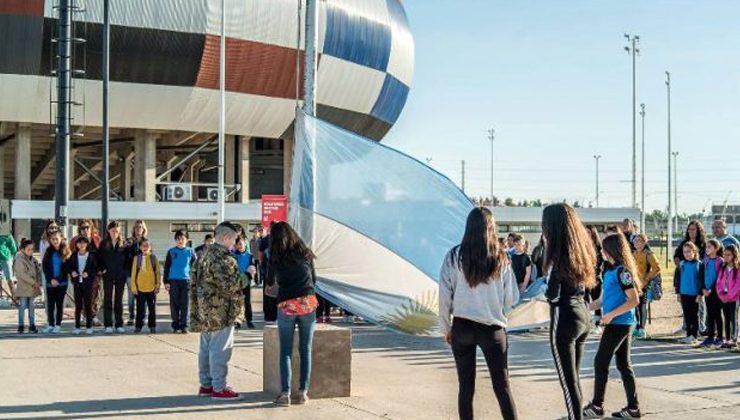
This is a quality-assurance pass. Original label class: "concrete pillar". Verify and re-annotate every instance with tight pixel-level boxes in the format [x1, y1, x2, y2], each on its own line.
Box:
[0, 145, 5, 199]
[68, 148, 77, 200]
[225, 135, 236, 186]
[238, 136, 251, 203]
[14, 123, 32, 241]
[282, 138, 293, 198]
[123, 152, 133, 200]
[134, 131, 157, 202]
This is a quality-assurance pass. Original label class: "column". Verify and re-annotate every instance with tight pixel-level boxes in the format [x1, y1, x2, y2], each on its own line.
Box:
[238, 136, 251, 203]
[134, 131, 157, 202]
[123, 152, 133, 200]
[282, 138, 293, 198]
[68, 148, 77, 201]
[14, 123, 31, 240]
[0, 145, 5, 199]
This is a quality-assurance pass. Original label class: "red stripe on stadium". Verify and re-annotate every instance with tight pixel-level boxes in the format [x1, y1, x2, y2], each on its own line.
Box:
[197, 35, 323, 100]
[0, 0, 44, 16]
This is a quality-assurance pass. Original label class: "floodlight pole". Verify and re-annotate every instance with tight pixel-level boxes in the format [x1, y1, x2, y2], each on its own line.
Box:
[217, 0, 226, 223]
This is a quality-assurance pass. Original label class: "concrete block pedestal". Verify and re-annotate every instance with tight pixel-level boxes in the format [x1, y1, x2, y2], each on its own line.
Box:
[263, 323, 351, 399]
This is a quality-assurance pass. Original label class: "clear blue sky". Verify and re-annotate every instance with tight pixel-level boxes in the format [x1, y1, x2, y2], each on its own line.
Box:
[383, 0, 740, 214]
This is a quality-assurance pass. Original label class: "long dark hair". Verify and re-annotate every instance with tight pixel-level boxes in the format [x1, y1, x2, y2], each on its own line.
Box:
[542, 204, 596, 289]
[102, 220, 124, 249]
[601, 233, 642, 289]
[453, 207, 507, 287]
[684, 220, 707, 249]
[269, 222, 315, 266]
[43, 231, 71, 263]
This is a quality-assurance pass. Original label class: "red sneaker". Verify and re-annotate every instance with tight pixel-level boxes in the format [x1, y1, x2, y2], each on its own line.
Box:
[212, 387, 243, 401]
[198, 386, 213, 397]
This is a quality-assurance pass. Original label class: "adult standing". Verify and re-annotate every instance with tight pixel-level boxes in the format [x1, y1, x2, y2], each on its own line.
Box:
[620, 219, 637, 251]
[99, 221, 128, 334]
[261, 223, 278, 322]
[674, 221, 708, 335]
[439, 207, 519, 420]
[542, 203, 597, 420]
[267, 222, 318, 407]
[194, 234, 214, 259]
[70, 219, 102, 326]
[125, 220, 147, 326]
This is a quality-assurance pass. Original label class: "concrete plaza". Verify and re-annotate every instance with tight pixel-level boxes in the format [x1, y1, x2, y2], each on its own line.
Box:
[0, 298, 738, 420]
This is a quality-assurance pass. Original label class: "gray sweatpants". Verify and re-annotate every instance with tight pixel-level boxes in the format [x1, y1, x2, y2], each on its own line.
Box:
[198, 326, 235, 391]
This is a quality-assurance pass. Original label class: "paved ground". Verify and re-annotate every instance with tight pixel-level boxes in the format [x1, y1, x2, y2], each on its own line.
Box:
[0, 294, 738, 420]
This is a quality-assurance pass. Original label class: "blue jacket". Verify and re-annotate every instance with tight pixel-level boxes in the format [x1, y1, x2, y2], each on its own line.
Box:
[163, 246, 196, 282]
[674, 260, 704, 296]
[42, 250, 68, 288]
[232, 250, 253, 274]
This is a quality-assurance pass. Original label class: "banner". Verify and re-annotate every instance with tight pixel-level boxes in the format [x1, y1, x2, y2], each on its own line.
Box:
[261, 195, 288, 229]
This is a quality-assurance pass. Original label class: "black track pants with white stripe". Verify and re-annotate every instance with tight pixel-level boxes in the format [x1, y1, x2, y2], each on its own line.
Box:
[549, 301, 591, 420]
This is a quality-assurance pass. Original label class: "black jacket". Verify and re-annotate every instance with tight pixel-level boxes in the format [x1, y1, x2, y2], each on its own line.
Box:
[267, 256, 316, 304]
[98, 239, 128, 281]
[65, 251, 98, 285]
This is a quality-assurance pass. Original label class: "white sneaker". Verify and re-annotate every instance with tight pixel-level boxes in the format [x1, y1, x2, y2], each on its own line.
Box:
[116, 327, 126, 334]
[86, 328, 94, 335]
[73, 328, 81, 335]
[52, 326, 61, 334]
[679, 336, 697, 344]
[105, 327, 113, 334]
[672, 326, 686, 335]
[42, 325, 54, 334]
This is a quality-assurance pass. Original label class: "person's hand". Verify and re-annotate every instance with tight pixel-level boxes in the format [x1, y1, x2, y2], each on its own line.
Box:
[155, 287, 161, 295]
[588, 301, 599, 311]
[445, 332, 453, 345]
[51, 279, 59, 287]
[696, 295, 703, 303]
[71, 271, 78, 278]
[601, 312, 614, 325]
[82, 272, 88, 279]
[702, 289, 710, 297]
[165, 284, 171, 292]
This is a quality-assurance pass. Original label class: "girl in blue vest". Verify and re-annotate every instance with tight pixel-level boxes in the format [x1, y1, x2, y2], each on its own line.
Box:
[700, 239, 724, 347]
[673, 242, 704, 344]
[232, 235, 255, 329]
[583, 233, 642, 419]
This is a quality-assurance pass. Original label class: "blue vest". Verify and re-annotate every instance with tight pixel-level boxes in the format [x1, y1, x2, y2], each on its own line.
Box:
[603, 266, 636, 326]
[679, 260, 701, 296]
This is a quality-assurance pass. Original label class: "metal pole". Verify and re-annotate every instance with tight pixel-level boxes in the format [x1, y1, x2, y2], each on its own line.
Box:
[461, 160, 466, 193]
[594, 155, 601, 207]
[632, 37, 637, 209]
[217, 0, 226, 223]
[640, 103, 646, 231]
[487, 128, 494, 204]
[666, 71, 673, 258]
[102, 0, 110, 229]
[54, 0, 72, 227]
[303, 0, 318, 117]
[673, 151, 679, 230]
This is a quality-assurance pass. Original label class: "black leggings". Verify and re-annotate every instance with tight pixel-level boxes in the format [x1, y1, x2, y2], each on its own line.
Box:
[46, 287, 66, 327]
[592, 324, 639, 408]
[722, 301, 737, 341]
[680, 294, 700, 338]
[103, 276, 126, 328]
[550, 302, 591, 420]
[705, 291, 723, 340]
[451, 318, 518, 420]
[634, 292, 648, 329]
[263, 295, 278, 322]
[73, 281, 94, 329]
[243, 286, 252, 323]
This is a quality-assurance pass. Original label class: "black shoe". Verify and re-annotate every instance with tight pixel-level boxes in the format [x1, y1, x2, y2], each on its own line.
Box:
[134, 328, 142, 334]
[234, 322, 241, 330]
[17, 326, 24, 334]
[29, 325, 38, 334]
[180, 328, 189, 334]
[247, 322, 255, 329]
[127, 319, 135, 327]
[612, 407, 641, 418]
[583, 401, 604, 418]
[149, 327, 156, 334]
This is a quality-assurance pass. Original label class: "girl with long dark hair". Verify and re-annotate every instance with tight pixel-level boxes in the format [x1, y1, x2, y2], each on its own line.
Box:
[542, 204, 596, 420]
[41, 231, 71, 333]
[586, 226, 604, 331]
[266, 222, 318, 407]
[439, 207, 519, 420]
[99, 221, 128, 333]
[583, 234, 642, 419]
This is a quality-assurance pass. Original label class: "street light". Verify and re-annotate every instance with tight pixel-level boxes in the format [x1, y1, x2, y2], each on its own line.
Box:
[640, 103, 646, 231]
[594, 155, 602, 207]
[673, 151, 679, 230]
[666, 71, 673, 256]
[624, 33, 640, 209]
[487, 128, 495, 205]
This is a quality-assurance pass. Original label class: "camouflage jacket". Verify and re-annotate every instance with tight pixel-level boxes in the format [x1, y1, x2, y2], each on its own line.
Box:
[190, 243, 243, 333]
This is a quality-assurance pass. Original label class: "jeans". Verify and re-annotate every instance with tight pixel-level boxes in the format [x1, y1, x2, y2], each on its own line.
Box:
[592, 324, 639, 408]
[198, 326, 235, 391]
[698, 298, 707, 333]
[277, 309, 316, 393]
[103, 276, 126, 328]
[17, 297, 35, 327]
[46, 286, 66, 327]
[451, 318, 518, 420]
[135, 292, 157, 329]
[169, 281, 189, 330]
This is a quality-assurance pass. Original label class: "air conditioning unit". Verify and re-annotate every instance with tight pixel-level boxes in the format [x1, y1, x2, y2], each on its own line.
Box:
[164, 184, 192, 201]
[206, 187, 223, 202]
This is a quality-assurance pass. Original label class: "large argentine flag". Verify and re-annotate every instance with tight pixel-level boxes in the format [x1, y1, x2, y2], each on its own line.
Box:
[290, 111, 549, 335]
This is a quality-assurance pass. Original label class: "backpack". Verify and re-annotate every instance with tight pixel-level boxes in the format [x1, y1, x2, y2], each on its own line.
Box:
[644, 252, 663, 301]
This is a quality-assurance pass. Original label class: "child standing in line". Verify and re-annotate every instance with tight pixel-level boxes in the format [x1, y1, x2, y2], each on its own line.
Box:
[13, 239, 42, 334]
[131, 238, 160, 334]
[164, 230, 197, 334]
[632, 234, 661, 339]
[67, 236, 98, 335]
[510, 234, 532, 294]
[717, 245, 740, 349]
[700, 239, 724, 347]
[673, 242, 704, 344]
[232, 235, 255, 329]
[41, 231, 70, 334]
[583, 233, 642, 419]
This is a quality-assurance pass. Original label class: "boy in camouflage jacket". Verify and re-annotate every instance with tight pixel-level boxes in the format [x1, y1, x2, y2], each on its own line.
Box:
[191, 222, 244, 400]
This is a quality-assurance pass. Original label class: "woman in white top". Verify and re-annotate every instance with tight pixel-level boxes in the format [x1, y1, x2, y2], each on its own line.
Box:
[439, 207, 520, 420]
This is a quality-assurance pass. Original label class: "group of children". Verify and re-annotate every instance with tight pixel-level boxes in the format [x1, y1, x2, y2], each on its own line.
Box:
[11, 221, 260, 336]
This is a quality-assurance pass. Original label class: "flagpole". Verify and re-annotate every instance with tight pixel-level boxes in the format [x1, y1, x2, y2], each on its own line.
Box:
[217, 0, 226, 223]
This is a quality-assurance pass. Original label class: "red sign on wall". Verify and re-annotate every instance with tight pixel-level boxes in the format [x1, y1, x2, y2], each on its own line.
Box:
[261, 195, 288, 229]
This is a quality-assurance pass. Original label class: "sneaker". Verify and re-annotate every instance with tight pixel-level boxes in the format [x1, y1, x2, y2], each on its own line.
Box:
[52, 326, 61, 334]
[633, 328, 646, 339]
[198, 386, 213, 397]
[274, 392, 291, 406]
[126, 319, 134, 327]
[699, 337, 714, 347]
[180, 328, 189, 334]
[294, 390, 309, 405]
[212, 387, 243, 401]
[29, 325, 38, 334]
[86, 328, 94, 335]
[73, 328, 81, 335]
[149, 327, 156, 334]
[591, 325, 603, 335]
[104, 327, 113, 334]
[612, 406, 641, 418]
[712, 338, 723, 347]
[234, 322, 242, 330]
[115, 327, 126, 334]
[672, 326, 686, 335]
[42, 325, 53, 334]
[134, 328, 142, 334]
[17, 326, 24, 334]
[247, 322, 255, 329]
[720, 340, 733, 349]
[583, 401, 604, 418]
[679, 336, 696, 344]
